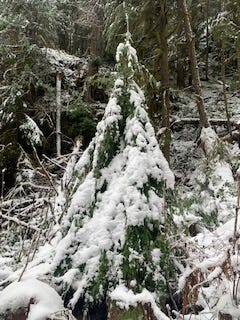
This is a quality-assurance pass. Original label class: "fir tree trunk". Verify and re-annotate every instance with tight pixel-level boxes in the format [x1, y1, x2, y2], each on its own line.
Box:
[205, 0, 209, 81]
[180, 0, 210, 128]
[159, 1, 171, 163]
[56, 72, 61, 157]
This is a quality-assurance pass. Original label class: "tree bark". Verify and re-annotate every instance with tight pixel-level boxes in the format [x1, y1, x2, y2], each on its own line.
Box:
[237, 35, 240, 92]
[205, 0, 209, 81]
[84, 0, 102, 102]
[179, 0, 210, 128]
[220, 40, 232, 137]
[56, 72, 62, 157]
[159, 1, 171, 163]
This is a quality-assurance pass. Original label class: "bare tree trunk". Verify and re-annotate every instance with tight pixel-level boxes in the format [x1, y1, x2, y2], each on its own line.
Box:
[237, 35, 240, 92]
[84, 0, 102, 102]
[56, 72, 62, 157]
[159, 1, 171, 163]
[205, 0, 209, 81]
[220, 40, 232, 137]
[176, 10, 186, 89]
[180, 0, 210, 128]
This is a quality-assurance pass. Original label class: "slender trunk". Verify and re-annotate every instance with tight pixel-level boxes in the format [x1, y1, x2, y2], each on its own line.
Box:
[220, 40, 232, 137]
[159, 1, 171, 163]
[237, 35, 240, 92]
[84, 0, 102, 102]
[180, 0, 210, 128]
[176, 18, 186, 89]
[205, 0, 209, 81]
[56, 72, 61, 157]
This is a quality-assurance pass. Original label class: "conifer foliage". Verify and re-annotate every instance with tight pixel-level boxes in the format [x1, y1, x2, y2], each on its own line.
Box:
[42, 35, 176, 313]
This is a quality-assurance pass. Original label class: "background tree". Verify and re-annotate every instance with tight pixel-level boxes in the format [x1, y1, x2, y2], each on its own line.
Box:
[0, 0, 57, 189]
[179, 0, 210, 128]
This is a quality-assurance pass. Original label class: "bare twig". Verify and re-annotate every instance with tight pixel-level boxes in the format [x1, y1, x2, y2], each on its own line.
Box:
[0, 212, 39, 232]
[32, 146, 58, 193]
[18, 232, 38, 282]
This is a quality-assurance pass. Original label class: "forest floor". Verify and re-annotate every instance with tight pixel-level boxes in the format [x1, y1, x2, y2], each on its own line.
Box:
[169, 79, 240, 319]
[171, 80, 240, 178]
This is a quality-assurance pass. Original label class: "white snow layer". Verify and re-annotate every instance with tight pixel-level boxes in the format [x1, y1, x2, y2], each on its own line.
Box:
[0, 279, 64, 320]
[110, 285, 169, 320]
[15, 39, 174, 313]
[19, 114, 43, 146]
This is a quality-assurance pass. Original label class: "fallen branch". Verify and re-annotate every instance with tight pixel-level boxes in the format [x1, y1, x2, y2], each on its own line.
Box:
[32, 146, 58, 193]
[170, 118, 238, 129]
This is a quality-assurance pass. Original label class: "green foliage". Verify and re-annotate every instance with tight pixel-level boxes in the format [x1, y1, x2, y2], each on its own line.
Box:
[88, 251, 109, 304]
[54, 253, 73, 278]
[94, 124, 120, 178]
[117, 305, 144, 320]
[121, 215, 177, 297]
[86, 71, 115, 97]
[63, 103, 97, 147]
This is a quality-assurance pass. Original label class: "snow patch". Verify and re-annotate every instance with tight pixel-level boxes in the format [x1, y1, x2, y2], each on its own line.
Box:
[110, 285, 169, 320]
[0, 279, 64, 320]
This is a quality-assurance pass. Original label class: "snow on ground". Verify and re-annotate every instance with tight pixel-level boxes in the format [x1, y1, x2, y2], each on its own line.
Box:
[0, 279, 67, 320]
[169, 79, 240, 319]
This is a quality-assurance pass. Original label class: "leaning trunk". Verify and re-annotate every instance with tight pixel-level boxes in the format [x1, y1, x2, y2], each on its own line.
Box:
[180, 0, 210, 128]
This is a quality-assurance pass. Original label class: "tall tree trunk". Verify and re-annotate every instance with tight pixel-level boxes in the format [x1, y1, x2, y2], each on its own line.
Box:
[179, 0, 210, 128]
[237, 35, 240, 92]
[159, 1, 171, 163]
[205, 0, 209, 81]
[56, 72, 61, 157]
[176, 8, 186, 89]
[84, 0, 102, 102]
[220, 40, 232, 137]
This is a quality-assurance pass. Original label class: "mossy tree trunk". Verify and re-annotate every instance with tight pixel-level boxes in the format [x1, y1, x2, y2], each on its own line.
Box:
[180, 0, 210, 128]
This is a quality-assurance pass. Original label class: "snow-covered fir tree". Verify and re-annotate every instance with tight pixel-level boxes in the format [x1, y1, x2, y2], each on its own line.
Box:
[22, 35, 177, 318]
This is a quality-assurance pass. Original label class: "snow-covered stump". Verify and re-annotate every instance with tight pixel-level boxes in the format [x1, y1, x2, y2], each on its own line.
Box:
[108, 286, 171, 320]
[0, 279, 76, 320]
[108, 303, 157, 320]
